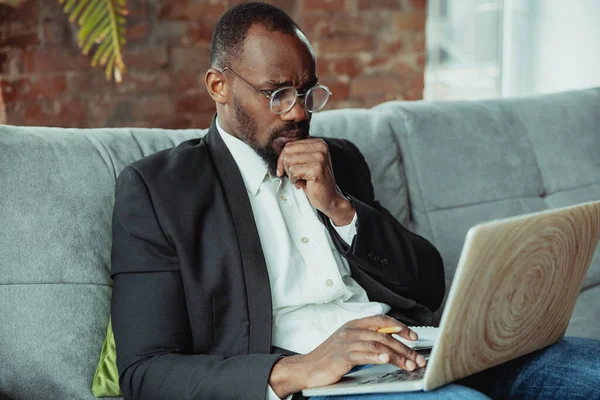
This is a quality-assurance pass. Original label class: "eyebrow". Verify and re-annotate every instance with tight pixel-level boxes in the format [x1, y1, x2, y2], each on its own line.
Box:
[262, 76, 319, 91]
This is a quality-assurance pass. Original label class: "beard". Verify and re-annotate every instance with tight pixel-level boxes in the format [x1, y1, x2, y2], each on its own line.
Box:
[232, 94, 309, 176]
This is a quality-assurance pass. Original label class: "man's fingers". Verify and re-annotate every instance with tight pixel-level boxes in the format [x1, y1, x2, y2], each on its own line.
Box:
[347, 339, 425, 371]
[363, 330, 427, 369]
[390, 327, 419, 342]
[277, 140, 328, 177]
[344, 314, 406, 332]
[285, 162, 323, 187]
[346, 351, 390, 365]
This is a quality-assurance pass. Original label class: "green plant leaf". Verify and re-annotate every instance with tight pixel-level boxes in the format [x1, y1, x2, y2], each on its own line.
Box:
[61, 0, 127, 82]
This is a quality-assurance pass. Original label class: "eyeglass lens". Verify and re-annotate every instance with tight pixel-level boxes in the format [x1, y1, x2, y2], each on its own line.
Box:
[271, 86, 330, 114]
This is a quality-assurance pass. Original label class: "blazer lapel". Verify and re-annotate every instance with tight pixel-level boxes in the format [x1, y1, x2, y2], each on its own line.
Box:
[204, 118, 273, 355]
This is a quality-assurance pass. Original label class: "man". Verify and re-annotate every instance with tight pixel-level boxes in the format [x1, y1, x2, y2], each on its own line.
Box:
[111, 3, 600, 400]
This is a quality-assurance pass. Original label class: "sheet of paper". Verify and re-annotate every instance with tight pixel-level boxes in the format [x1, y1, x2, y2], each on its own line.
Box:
[392, 326, 439, 350]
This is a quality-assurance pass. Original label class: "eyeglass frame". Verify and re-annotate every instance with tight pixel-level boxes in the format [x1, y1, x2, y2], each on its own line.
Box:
[219, 66, 332, 115]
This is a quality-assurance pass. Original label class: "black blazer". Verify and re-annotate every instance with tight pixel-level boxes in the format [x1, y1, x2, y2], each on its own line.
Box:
[111, 119, 445, 399]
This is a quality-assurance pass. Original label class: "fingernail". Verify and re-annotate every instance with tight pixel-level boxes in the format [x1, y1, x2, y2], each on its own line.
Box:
[378, 353, 389, 363]
[416, 355, 426, 367]
[406, 360, 416, 371]
[410, 331, 418, 340]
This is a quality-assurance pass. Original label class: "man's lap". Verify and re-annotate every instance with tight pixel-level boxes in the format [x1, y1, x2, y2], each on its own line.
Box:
[312, 337, 600, 399]
[309, 384, 490, 400]
[459, 336, 600, 399]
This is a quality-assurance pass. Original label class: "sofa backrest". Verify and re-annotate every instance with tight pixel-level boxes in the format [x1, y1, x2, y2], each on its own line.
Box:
[1, 87, 599, 399]
[314, 88, 600, 291]
[0, 127, 202, 399]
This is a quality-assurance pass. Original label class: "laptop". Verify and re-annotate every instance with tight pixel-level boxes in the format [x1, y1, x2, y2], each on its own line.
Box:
[303, 201, 600, 396]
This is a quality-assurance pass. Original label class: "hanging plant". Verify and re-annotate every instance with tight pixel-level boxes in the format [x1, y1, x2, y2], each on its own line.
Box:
[0, 0, 128, 82]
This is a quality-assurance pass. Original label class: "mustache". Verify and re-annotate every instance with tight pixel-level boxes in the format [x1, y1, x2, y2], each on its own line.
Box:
[269, 122, 310, 140]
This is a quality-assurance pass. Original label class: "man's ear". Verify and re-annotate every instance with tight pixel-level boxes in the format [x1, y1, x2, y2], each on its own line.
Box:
[205, 68, 228, 105]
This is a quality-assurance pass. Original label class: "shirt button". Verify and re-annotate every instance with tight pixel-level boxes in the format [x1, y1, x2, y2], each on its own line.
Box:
[301, 237, 309, 244]
[280, 195, 287, 201]
[326, 279, 334, 287]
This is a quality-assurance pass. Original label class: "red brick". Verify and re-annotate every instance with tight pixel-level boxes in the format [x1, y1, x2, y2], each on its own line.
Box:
[316, 59, 333, 77]
[262, 0, 299, 18]
[124, 46, 168, 70]
[67, 72, 116, 95]
[170, 45, 211, 72]
[192, 112, 215, 128]
[394, 11, 426, 31]
[57, 98, 88, 127]
[0, 79, 18, 104]
[0, 48, 23, 76]
[23, 48, 89, 73]
[127, 22, 150, 40]
[305, 13, 366, 37]
[175, 90, 215, 114]
[128, 0, 149, 19]
[152, 21, 188, 45]
[131, 94, 175, 118]
[153, 115, 194, 129]
[0, 25, 39, 47]
[159, 0, 226, 20]
[403, 73, 424, 100]
[28, 75, 68, 100]
[333, 58, 362, 77]
[115, 70, 171, 94]
[87, 95, 121, 125]
[40, 22, 69, 46]
[408, 0, 427, 9]
[316, 35, 375, 54]
[386, 40, 404, 54]
[0, 83, 5, 124]
[183, 20, 217, 45]
[22, 100, 60, 125]
[304, 0, 346, 12]
[417, 53, 427, 68]
[395, 61, 414, 74]
[358, 0, 401, 9]
[350, 73, 407, 97]
[321, 80, 350, 100]
[0, 0, 38, 24]
[1, 75, 68, 103]
[367, 57, 390, 69]
[413, 34, 426, 52]
[171, 70, 203, 93]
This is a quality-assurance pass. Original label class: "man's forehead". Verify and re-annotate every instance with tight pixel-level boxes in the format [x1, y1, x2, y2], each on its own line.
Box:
[238, 24, 316, 82]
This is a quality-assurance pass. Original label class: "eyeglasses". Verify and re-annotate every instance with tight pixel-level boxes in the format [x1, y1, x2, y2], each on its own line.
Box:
[221, 67, 332, 115]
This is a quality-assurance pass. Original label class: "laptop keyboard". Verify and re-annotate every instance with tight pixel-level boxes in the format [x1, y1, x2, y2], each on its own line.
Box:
[359, 367, 426, 385]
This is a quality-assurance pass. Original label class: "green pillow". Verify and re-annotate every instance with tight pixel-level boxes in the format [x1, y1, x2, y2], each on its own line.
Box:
[92, 319, 122, 397]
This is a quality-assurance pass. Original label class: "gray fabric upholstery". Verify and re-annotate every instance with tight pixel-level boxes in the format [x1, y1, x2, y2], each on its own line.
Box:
[1, 87, 599, 399]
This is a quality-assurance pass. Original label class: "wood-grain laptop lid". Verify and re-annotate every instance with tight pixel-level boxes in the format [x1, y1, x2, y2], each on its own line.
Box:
[424, 201, 600, 391]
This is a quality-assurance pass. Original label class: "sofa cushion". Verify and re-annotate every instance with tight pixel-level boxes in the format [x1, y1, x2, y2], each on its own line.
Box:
[0, 126, 202, 399]
[377, 88, 600, 292]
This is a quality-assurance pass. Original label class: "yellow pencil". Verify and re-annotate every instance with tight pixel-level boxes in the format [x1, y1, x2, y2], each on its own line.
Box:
[377, 326, 403, 334]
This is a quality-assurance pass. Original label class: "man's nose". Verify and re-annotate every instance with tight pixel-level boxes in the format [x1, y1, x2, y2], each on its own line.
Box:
[281, 97, 309, 123]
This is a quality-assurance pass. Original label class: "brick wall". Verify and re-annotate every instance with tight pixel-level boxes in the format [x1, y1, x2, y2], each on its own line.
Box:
[0, 0, 426, 128]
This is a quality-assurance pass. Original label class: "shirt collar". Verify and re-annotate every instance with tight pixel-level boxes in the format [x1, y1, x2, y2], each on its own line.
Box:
[216, 117, 269, 196]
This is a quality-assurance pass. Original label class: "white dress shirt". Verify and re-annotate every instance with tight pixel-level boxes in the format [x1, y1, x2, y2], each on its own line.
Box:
[216, 120, 390, 399]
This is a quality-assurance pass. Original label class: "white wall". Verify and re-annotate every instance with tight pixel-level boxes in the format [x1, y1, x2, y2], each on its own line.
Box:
[525, 0, 600, 95]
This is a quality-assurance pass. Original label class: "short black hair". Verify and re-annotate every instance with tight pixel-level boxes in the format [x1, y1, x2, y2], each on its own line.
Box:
[210, 2, 301, 69]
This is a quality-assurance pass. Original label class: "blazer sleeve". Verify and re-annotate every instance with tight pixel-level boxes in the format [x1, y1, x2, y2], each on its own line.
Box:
[322, 140, 446, 315]
[111, 166, 281, 400]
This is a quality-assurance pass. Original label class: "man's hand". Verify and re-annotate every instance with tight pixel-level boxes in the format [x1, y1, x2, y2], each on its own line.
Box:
[276, 138, 355, 226]
[268, 315, 427, 398]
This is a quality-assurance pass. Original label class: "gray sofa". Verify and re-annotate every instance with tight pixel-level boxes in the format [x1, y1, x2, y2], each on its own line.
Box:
[1, 88, 599, 399]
